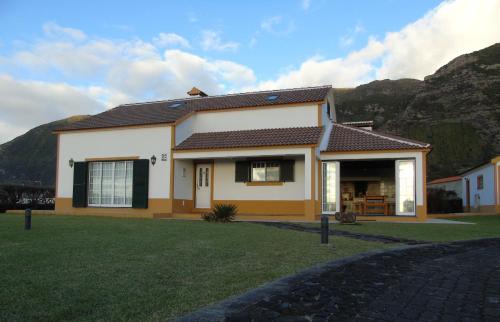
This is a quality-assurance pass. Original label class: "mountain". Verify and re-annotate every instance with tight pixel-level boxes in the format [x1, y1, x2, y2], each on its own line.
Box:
[1, 43, 499, 185]
[335, 43, 500, 179]
[0, 116, 89, 186]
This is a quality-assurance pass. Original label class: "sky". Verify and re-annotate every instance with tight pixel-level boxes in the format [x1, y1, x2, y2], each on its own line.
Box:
[0, 0, 499, 144]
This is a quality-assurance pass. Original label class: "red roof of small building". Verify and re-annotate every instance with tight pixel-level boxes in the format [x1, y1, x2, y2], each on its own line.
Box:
[174, 127, 323, 150]
[324, 123, 431, 152]
[428, 176, 462, 185]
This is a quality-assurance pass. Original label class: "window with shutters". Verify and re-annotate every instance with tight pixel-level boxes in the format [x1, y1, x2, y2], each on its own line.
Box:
[87, 161, 133, 207]
[251, 161, 281, 182]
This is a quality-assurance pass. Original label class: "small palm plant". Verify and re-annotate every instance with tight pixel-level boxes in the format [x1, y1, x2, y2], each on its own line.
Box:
[202, 204, 237, 223]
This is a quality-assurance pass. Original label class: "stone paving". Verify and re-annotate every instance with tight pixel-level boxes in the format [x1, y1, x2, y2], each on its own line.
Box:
[177, 238, 500, 322]
[257, 221, 427, 244]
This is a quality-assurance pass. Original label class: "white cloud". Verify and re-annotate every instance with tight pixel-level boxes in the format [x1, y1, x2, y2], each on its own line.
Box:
[260, 16, 295, 36]
[200, 30, 239, 52]
[339, 23, 364, 47]
[301, 0, 311, 10]
[42, 22, 87, 41]
[376, 0, 500, 79]
[153, 33, 190, 48]
[0, 74, 104, 144]
[257, 0, 500, 88]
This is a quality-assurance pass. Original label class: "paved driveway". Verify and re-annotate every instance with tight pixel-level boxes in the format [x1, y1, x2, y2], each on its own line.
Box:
[178, 239, 500, 322]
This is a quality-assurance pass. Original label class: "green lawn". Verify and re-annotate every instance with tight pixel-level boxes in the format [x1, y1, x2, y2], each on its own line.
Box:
[0, 214, 387, 321]
[322, 215, 500, 242]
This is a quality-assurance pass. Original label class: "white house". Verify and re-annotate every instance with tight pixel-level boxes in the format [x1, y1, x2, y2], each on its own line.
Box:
[461, 156, 500, 213]
[54, 85, 431, 221]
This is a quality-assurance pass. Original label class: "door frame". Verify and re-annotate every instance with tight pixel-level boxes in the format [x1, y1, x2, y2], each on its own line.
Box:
[321, 161, 340, 214]
[193, 160, 214, 210]
[395, 159, 416, 216]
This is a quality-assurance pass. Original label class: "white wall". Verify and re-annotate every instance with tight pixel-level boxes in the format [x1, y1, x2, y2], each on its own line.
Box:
[213, 158, 305, 201]
[462, 164, 495, 207]
[174, 147, 313, 199]
[174, 159, 193, 199]
[321, 151, 426, 206]
[175, 104, 319, 145]
[57, 126, 172, 199]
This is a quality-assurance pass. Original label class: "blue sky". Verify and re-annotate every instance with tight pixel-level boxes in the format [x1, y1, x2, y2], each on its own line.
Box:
[0, 0, 499, 143]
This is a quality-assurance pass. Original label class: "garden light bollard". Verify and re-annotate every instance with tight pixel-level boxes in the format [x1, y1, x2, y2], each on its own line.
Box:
[321, 214, 329, 244]
[25, 208, 31, 230]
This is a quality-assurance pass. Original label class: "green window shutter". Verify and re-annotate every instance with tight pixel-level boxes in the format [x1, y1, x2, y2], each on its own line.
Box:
[280, 160, 295, 182]
[235, 161, 250, 182]
[132, 159, 149, 208]
[72, 162, 88, 207]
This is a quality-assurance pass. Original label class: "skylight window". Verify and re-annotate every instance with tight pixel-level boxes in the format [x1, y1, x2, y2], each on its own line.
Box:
[267, 95, 279, 101]
[168, 102, 184, 108]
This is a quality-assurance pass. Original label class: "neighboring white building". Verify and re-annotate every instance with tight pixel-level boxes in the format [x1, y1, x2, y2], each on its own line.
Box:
[461, 156, 500, 213]
[54, 85, 431, 221]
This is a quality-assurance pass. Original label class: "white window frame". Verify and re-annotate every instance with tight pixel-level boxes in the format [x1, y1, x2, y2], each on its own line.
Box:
[395, 159, 416, 216]
[322, 161, 340, 214]
[87, 161, 133, 208]
[251, 161, 281, 182]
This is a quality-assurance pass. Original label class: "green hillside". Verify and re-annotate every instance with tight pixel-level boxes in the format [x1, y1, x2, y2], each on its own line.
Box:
[334, 43, 500, 179]
[0, 116, 89, 186]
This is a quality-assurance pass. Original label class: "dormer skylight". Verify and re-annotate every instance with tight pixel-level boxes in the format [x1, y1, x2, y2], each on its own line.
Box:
[267, 94, 279, 101]
[168, 102, 184, 109]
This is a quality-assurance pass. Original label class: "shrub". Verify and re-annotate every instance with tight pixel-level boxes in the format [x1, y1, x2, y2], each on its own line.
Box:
[202, 204, 237, 222]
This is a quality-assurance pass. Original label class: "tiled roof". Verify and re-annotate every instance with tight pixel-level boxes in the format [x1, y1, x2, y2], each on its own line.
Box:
[174, 127, 323, 150]
[428, 176, 462, 185]
[342, 120, 374, 127]
[324, 123, 431, 152]
[57, 86, 331, 131]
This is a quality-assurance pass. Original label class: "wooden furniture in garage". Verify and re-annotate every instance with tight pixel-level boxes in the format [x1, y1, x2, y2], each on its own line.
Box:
[364, 196, 388, 215]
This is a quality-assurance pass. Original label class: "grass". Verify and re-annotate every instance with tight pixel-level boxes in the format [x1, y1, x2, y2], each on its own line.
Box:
[313, 215, 500, 242]
[0, 214, 387, 321]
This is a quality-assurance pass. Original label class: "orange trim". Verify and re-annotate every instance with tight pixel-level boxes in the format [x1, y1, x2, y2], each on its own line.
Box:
[495, 164, 499, 206]
[212, 200, 305, 215]
[169, 126, 175, 214]
[85, 156, 140, 161]
[421, 151, 428, 220]
[321, 148, 431, 155]
[53, 122, 172, 134]
[55, 134, 60, 197]
[317, 103, 322, 126]
[246, 181, 283, 186]
[54, 197, 171, 218]
[317, 159, 322, 215]
[174, 144, 316, 153]
[304, 147, 316, 220]
[210, 161, 215, 209]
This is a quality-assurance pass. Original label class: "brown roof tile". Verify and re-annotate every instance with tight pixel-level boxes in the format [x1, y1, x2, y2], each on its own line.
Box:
[175, 127, 323, 150]
[428, 176, 462, 185]
[57, 86, 331, 131]
[324, 123, 430, 152]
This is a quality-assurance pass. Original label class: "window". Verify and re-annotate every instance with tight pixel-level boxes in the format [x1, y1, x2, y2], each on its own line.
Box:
[251, 161, 280, 182]
[88, 161, 133, 207]
[168, 102, 184, 108]
[477, 175, 484, 190]
[267, 94, 279, 101]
